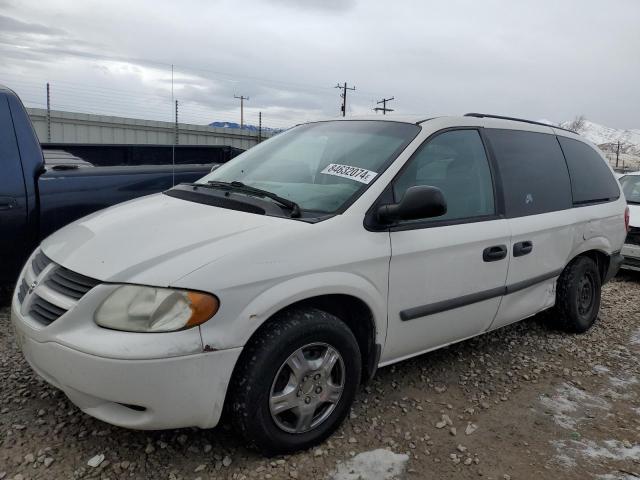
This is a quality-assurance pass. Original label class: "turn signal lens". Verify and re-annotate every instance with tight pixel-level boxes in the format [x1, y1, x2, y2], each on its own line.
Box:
[186, 292, 220, 327]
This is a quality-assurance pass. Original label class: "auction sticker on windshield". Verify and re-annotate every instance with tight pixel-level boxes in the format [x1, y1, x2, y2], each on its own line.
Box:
[320, 164, 378, 184]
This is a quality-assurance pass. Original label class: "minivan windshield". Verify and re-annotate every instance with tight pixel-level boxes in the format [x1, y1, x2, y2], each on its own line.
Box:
[196, 121, 420, 215]
[620, 175, 640, 204]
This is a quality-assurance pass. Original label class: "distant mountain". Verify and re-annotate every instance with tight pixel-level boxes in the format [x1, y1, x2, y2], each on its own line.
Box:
[538, 118, 640, 160]
[548, 119, 640, 156]
[559, 119, 640, 156]
[209, 121, 284, 134]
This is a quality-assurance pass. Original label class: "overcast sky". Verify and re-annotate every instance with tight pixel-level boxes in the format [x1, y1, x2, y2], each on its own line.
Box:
[1, 0, 638, 129]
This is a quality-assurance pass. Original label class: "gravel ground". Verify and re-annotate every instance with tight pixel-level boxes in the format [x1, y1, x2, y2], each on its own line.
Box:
[1, 273, 639, 480]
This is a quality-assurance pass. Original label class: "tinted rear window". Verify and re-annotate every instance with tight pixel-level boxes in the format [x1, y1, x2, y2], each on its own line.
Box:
[557, 137, 620, 205]
[485, 129, 572, 217]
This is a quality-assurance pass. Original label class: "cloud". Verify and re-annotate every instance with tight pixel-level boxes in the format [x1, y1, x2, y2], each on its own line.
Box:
[0, 0, 638, 129]
[0, 14, 64, 36]
[269, 0, 357, 12]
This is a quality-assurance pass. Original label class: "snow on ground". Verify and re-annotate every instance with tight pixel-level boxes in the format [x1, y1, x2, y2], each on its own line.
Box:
[593, 364, 611, 374]
[582, 440, 640, 461]
[547, 325, 640, 470]
[553, 439, 640, 463]
[330, 449, 409, 480]
[539, 382, 610, 429]
[597, 474, 640, 480]
[608, 375, 638, 389]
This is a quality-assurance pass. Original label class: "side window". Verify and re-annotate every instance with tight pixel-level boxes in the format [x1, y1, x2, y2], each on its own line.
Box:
[0, 95, 23, 184]
[393, 129, 495, 222]
[557, 137, 620, 204]
[485, 129, 572, 217]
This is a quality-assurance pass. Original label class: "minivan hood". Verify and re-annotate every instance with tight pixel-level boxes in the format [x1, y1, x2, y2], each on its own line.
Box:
[629, 203, 640, 228]
[41, 193, 301, 285]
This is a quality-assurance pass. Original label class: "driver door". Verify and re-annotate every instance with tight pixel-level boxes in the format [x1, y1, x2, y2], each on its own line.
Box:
[382, 129, 510, 363]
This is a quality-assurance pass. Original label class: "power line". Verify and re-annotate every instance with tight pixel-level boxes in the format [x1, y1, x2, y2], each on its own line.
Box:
[335, 82, 356, 117]
[374, 96, 394, 115]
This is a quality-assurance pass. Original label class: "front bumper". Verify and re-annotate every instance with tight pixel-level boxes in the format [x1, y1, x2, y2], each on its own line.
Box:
[12, 297, 242, 430]
[621, 244, 640, 272]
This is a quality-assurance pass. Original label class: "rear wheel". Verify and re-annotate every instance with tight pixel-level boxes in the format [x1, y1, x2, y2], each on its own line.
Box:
[554, 256, 601, 333]
[230, 308, 361, 455]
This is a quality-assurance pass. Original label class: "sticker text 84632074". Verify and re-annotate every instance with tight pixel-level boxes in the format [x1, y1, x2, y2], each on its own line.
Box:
[320, 164, 378, 184]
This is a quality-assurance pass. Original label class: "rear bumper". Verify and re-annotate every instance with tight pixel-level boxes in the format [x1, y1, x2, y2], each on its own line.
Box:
[12, 299, 242, 430]
[621, 244, 640, 272]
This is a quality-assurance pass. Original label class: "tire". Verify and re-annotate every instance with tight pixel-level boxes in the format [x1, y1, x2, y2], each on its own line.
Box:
[229, 308, 361, 455]
[554, 256, 602, 333]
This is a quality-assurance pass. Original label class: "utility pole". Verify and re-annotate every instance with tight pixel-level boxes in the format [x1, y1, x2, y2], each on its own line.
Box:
[171, 64, 175, 186]
[234, 94, 249, 129]
[46, 82, 51, 142]
[335, 82, 355, 117]
[174, 100, 179, 145]
[373, 96, 394, 115]
[616, 140, 621, 168]
[258, 111, 262, 143]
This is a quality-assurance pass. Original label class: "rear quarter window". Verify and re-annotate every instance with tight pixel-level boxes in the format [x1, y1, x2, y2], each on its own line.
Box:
[557, 136, 620, 205]
[485, 129, 572, 217]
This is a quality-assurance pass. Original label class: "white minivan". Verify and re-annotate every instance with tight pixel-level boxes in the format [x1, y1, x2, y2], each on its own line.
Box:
[12, 114, 627, 454]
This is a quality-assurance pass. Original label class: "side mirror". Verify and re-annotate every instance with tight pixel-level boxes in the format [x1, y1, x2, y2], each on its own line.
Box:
[377, 185, 447, 223]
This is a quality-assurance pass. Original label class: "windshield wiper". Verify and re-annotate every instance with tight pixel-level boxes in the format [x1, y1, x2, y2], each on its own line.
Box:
[198, 180, 301, 218]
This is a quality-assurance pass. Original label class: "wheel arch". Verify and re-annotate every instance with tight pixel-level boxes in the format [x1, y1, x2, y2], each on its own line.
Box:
[221, 288, 382, 425]
[270, 293, 380, 383]
[565, 245, 612, 283]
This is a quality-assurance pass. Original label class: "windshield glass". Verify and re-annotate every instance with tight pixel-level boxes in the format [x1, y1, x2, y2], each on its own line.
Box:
[196, 121, 420, 214]
[620, 175, 640, 203]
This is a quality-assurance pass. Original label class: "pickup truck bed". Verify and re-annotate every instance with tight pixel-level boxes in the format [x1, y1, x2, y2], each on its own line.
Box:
[38, 163, 211, 240]
[0, 85, 220, 283]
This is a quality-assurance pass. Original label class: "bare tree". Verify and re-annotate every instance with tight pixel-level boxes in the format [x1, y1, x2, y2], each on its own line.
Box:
[566, 115, 586, 133]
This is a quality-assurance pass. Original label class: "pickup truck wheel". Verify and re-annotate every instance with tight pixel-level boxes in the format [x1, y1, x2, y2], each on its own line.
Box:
[229, 308, 361, 455]
[554, 256, 601, 333]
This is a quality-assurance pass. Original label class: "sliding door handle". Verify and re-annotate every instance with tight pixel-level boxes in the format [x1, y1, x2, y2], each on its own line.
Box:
[483, 245, 507, 262]
[513, 241, 533, 257]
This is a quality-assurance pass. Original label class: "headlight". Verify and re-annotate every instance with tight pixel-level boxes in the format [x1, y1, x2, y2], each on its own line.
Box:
[95, 285, 219, 332]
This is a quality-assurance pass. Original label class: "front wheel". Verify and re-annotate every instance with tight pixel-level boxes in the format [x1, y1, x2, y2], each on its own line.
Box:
[554, 255, 602, 333]
[229, 308, 361, 455]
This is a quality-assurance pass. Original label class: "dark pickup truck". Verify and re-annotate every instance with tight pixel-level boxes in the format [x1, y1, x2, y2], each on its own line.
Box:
[1, 85, 217, 283]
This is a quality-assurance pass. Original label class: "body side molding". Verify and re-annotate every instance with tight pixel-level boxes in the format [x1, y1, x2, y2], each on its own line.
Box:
[400, 268, 563, 321]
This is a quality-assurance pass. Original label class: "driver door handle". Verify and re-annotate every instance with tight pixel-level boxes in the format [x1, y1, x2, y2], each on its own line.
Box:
[483, 245, 507, 262]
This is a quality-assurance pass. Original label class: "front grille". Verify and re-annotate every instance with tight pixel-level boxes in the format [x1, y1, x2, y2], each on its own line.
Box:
[17, 249, 101, 327]
[32, 250, 51, 276]
[46, 267, 100, 300]
[626, 227, 640, 246]
[17, 280, 28, 303]
[30, 295, 67, 325]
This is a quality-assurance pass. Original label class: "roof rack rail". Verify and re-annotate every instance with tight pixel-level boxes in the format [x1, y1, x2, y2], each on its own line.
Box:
[464, 113, 575, 133]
